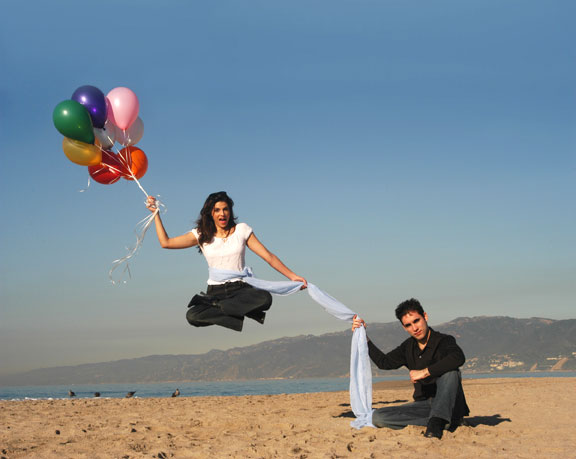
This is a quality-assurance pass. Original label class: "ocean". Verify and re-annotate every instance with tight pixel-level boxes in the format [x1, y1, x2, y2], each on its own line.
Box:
[1, 372, 573, 401]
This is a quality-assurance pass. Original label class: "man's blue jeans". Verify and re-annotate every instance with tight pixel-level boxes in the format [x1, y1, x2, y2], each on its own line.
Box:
[372, 370, 462, 428]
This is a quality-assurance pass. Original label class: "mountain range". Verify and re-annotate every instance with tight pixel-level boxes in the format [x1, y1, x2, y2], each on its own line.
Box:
[1, 316, 574, 386]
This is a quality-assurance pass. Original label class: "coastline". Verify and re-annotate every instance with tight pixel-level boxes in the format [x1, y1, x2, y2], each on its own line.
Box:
[2, 371, 575, 401]
[1, 377, 574, 458]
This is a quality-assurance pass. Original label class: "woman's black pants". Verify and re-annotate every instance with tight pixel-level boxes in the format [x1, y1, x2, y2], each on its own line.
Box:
[186, 281, 272, 332]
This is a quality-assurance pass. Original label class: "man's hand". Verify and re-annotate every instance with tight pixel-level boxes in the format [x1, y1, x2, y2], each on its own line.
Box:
[352, 314, 366, 331]
[409, 368, 430, 383]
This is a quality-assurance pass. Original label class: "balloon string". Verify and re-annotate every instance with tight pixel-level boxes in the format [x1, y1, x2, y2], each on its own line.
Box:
[78, 177, 91, 193]
[108, 197, 165, 284]
[94, 141, 156, 283]
[131, 174, 149, 198]
[101, 146, 149, 198]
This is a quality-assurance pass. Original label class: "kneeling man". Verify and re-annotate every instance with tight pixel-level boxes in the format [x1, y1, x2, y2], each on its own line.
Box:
[353, 298, 469, 439]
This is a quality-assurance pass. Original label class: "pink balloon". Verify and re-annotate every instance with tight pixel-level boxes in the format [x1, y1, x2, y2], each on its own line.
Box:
[106, 87, 140, 130]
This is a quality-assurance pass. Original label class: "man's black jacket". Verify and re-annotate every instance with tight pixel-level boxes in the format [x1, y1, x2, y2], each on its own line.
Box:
[368, 328, 470, 417]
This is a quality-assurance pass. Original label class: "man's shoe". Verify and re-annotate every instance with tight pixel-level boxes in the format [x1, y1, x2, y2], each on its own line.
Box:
[423, 417, 446, 439]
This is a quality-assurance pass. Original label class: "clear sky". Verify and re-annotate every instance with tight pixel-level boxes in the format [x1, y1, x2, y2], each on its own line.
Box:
[1, 0, 574, 377]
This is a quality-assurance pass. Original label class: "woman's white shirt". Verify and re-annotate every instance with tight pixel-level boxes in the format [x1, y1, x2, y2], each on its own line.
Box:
[191, 223, 253, 285]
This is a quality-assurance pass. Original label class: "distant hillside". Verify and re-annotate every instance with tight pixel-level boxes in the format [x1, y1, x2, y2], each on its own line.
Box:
[1, 316, 574, 386]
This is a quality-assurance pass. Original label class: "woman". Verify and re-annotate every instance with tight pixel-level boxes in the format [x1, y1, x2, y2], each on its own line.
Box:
[146, 191, 307, 332]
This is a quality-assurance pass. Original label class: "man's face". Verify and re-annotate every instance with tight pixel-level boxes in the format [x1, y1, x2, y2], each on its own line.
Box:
[400, 311, 429, 342]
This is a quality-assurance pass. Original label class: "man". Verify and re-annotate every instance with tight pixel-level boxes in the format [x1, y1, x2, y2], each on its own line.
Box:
[352, 298, 469, 439]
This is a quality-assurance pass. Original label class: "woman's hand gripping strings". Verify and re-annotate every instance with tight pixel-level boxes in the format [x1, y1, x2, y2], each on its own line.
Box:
[146, 196, 159, 212]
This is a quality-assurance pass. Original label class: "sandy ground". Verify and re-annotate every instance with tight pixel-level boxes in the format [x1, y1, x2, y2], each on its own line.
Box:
[1, 377, 575, 458]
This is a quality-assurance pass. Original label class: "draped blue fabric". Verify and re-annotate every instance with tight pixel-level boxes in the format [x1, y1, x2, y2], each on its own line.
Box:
[209, 267, 374, 429]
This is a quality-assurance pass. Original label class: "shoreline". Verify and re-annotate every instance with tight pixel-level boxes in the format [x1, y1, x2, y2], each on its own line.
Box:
[2, 371, 576, 403]
[2, 377, 574, 457]
[2, 369, 574, 388]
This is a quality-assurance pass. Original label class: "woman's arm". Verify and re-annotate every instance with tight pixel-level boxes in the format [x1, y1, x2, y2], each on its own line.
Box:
[246, 233, 308, 287]
[147, 196, 198, 249]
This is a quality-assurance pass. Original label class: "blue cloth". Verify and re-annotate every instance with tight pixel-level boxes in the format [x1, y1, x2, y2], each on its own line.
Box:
[209, 267, 374, 429]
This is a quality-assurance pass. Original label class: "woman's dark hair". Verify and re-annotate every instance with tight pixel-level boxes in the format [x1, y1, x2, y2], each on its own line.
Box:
[395, 298, 425, 322]
[195, 191, 237, 248]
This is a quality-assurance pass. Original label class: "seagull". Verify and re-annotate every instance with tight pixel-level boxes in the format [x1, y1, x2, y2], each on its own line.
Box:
[94, 392, 101, 398]
[68, 390, 76, 397]
[171, 388, 180, 397]
[125, 391, 136, 398]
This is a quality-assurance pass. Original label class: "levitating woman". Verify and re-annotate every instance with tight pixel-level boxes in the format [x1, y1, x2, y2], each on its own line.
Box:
[147, 191, 307, 332]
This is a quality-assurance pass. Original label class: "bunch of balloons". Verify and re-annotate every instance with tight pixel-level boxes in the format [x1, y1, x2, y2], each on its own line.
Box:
[52, 85, 148, 185]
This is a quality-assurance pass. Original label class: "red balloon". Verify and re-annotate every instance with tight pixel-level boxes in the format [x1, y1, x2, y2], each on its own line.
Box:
[88, 151, 124, 184]
[118, 146, 148, 180]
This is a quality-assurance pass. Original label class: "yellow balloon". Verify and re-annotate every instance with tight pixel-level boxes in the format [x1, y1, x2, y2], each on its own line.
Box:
[62, 137, 102, 166]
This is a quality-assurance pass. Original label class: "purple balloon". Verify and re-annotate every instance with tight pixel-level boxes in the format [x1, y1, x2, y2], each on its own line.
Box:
[71, 85, 108, 129]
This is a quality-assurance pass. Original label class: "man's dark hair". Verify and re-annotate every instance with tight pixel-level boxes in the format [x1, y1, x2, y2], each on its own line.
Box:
[395, 298, 425, 322]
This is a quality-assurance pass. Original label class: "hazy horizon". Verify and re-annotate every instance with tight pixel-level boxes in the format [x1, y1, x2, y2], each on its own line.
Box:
[2, 314, 574, 378]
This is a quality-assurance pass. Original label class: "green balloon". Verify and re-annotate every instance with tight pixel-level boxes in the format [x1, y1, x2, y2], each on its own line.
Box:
[53, 100, 95, 144]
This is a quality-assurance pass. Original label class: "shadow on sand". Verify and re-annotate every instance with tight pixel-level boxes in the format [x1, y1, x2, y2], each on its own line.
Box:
[335, 406, 512, 427]
[463, 414, 511, 427]
[335, 399, 410, 418]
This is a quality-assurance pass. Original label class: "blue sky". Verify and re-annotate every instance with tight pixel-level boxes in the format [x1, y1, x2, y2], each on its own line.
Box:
[1, 0, 574, 376]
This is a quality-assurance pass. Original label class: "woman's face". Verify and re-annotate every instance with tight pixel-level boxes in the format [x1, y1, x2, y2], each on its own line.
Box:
[211, 201, 230, 229]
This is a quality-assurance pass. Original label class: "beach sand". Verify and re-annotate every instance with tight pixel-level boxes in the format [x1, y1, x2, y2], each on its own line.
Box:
[1, 377, 574, 458]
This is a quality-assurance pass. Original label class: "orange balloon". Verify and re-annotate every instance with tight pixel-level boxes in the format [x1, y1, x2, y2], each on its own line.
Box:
[118, 146, 148, 180]
[62, 137, 102, 166]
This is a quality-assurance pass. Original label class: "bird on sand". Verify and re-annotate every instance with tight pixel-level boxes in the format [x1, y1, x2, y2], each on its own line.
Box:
[125, 391, 136, 398]
[171, 388, 180, 397]
[68, 390, 76, 397]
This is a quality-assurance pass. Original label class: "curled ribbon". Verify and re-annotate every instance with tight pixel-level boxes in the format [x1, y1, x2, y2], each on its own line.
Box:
[108, 196, 164, 284]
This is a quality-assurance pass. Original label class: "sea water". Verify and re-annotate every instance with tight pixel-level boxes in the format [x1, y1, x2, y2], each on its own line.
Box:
[0, 372, 573, 401]
[0, 377, 397, 401]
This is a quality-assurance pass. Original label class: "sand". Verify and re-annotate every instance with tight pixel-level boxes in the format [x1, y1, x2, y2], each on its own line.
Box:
[1, 377, 575, 458]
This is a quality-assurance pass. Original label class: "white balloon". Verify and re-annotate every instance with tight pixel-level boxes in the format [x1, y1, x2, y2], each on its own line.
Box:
[116, 116, 144, 146]
[94, 122, 117, 149]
